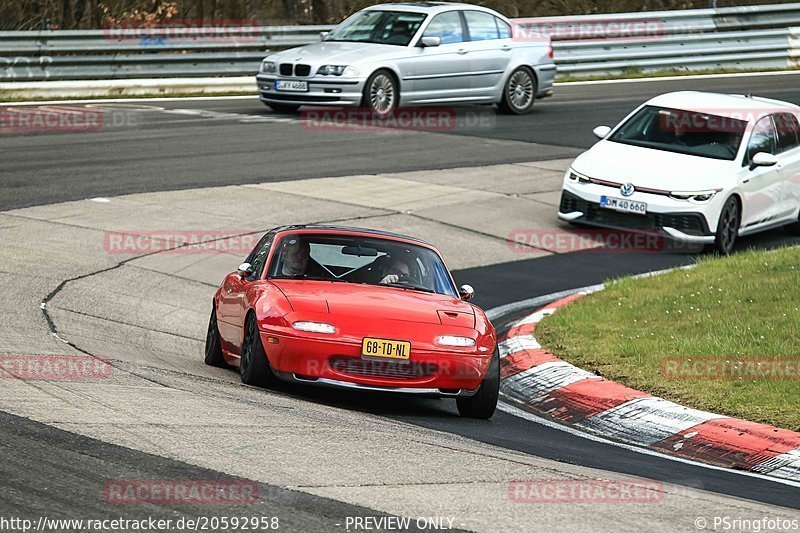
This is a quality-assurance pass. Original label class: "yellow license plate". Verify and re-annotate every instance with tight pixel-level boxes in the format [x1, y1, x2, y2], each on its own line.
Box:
[361, 337, 411, 360]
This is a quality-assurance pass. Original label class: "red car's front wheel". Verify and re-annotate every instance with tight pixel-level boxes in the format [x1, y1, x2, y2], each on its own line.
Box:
[456, 348, 499, 419]
[204, 304, 226, 368]
[240, 313, 277, 387]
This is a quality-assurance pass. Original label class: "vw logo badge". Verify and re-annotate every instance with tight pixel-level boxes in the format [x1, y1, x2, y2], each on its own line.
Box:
[620, 183, 635, 197]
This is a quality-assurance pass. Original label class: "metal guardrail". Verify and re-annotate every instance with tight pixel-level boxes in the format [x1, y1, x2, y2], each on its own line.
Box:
[1, 3, 800, 82]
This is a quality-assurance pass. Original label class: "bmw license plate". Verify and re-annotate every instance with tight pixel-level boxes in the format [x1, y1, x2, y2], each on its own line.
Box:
[600, 196, 647, 215]
[274, 80, 308, 92]
[361, 337, 411, 361]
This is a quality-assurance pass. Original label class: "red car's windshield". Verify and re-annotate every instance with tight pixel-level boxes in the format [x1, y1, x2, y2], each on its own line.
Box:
[268, 234, 458, 297]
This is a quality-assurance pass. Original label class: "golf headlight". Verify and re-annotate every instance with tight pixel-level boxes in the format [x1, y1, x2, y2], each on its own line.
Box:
[436, 336, 476, 347]
[317, 65, 358, 76]
[292, 321, 336, 334]
[260, 60, 276, 74]
[669, 190, 718, 204]
[567, 169, 591, 184]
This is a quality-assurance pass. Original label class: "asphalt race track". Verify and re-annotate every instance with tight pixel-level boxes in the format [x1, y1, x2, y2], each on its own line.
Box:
[5, 73, 800, 212]
[3, 73, 800, 531]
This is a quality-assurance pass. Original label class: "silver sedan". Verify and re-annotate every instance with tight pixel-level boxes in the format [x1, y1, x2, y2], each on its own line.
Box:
[256, 3, 555, 116]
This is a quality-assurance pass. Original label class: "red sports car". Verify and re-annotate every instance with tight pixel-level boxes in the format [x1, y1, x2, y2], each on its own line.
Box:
[204, 225, 499, 418]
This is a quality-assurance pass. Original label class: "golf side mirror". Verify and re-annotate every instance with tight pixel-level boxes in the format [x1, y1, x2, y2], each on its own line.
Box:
[593, 125, 612, 140]
[751, 152, 778, 168]
[420, 36, 441, 48]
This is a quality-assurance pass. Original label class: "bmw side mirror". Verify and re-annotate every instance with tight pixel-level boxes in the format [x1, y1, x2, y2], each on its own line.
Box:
[420, 36, 441, 48]
[319, 31, 329, 41]
[459, 284, 475, 300]
[751, 152, 778, 168]
[593, 125, 612, 140]
[237, 262, 254, 279]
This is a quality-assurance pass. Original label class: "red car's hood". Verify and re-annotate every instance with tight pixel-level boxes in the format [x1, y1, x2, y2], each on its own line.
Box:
[270, 280, 474, 326]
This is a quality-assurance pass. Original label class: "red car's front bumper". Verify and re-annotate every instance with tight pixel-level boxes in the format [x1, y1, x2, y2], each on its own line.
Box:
[260, 331, 493, 396]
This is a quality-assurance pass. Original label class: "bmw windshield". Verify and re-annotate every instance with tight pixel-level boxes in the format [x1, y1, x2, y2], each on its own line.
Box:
[324, 10, 427, 46]
[609, 105, 748, 161]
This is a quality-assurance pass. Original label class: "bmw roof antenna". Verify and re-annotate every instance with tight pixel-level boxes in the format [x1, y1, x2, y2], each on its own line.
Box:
[745, 91, 753, 99]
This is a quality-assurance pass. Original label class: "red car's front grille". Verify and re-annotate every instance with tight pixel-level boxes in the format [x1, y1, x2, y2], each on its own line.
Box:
[328, 356, 436, 380]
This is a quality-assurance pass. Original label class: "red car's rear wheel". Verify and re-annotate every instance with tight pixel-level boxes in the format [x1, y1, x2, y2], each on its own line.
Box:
[456, 348, 499, 419]
[240, 313, 277, 387]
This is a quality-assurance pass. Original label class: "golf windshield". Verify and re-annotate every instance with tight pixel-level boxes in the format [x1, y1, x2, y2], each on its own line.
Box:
[269, 234, 458, 297]
[325, 11, 427, 46]
[609, 105, 748, 161]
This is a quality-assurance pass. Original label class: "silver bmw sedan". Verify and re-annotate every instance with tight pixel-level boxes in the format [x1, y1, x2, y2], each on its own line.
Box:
[256, 2, 555, 116]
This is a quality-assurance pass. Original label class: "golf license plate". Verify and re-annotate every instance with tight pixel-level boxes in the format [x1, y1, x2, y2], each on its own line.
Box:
[274, 80, 308, 92]
[600, 196, 647, 215]
[361, 337, 411, 361]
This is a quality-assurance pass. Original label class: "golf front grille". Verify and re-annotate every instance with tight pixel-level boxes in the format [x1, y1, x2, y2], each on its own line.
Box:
[560, 190, 710, 236]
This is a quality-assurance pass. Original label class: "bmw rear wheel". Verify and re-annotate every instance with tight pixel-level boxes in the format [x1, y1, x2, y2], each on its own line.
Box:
[456, 348, 499, 419]
[499, 67, 536, 115]
[240, 313, 276, 387]
[714, 196, 740, 255]
[364, 70, 398, 117]
[204, 304, 226, 367]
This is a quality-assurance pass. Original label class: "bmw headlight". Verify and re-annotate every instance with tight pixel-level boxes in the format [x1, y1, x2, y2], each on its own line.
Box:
[317, 65, 358, 77]
[669, 190, 719, 204]
[260, 60, 276, 74]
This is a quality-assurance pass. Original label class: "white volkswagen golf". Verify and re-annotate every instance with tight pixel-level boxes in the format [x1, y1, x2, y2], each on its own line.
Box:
[559, 91, 800, 254]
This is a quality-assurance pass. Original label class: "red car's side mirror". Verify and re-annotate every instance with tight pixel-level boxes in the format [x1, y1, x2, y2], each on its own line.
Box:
[459, 284, 475, 300]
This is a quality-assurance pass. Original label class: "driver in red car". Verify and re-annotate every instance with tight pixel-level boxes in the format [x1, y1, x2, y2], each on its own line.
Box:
[378, 257, 411, 285]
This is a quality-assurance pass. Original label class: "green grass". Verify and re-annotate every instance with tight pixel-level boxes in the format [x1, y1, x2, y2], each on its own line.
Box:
[537, 246, 800, 430]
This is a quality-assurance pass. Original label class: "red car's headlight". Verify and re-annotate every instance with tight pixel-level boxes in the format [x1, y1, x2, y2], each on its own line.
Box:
[292, 321, 336, 334]
[435, 335, 476, 347]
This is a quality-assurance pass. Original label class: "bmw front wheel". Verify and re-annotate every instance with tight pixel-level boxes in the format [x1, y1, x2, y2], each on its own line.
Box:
[364, 70, 398, 117]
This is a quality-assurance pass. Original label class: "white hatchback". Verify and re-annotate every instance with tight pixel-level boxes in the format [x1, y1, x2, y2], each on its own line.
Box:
[559, 91, 800, 254]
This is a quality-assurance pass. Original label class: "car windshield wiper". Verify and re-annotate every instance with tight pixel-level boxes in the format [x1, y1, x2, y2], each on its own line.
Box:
[383, 282, 436, 294]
